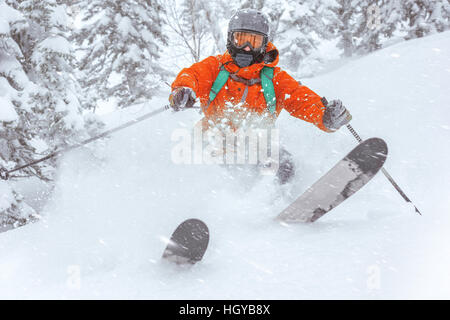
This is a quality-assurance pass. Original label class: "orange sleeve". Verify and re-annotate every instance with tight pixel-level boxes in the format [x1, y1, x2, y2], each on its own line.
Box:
[273, 68, 329, 132]
[171, 56, 221, 105]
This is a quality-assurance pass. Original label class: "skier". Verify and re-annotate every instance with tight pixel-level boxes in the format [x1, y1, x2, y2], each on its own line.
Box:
[169, 9, 352, 184]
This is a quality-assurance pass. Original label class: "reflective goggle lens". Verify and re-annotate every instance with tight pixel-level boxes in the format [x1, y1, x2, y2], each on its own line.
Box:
[233, 31, 264, 49]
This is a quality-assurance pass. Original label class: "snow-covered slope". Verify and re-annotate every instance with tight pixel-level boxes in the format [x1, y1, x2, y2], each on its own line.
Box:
[1, 32, 449, 299]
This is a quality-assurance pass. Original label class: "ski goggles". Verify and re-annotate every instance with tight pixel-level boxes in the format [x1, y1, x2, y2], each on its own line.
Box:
[232, 31, 265, 49]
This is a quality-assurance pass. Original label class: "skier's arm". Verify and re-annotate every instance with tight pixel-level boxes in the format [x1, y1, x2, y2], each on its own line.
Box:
[171, 56, 221, 105]
[273, 69, 329, 131]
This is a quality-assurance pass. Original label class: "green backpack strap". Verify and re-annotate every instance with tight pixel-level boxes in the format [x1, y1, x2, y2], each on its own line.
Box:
[209, 66, 230, 104]
[260, 66, 276, 114]
[208, 65, 276, 115]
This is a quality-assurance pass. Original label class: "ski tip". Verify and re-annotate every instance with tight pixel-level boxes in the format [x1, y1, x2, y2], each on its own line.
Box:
[365, 137, 388, 157]
[182, 218, 209, 229]
[162, 218, 210, 265]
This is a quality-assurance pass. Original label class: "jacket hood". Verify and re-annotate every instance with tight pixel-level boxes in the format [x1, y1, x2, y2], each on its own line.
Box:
[219, 42, 279, 79]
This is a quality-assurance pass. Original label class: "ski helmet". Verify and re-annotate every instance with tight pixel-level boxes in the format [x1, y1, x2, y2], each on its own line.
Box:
[226, 9, 270, 68]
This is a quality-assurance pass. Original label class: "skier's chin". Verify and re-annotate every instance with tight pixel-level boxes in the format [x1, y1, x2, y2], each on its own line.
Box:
[234, 53, 254, 67]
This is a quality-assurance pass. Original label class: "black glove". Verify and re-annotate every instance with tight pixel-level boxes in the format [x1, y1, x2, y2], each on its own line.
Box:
[169, 87, 196, 111]
[321, 98, 352, 131]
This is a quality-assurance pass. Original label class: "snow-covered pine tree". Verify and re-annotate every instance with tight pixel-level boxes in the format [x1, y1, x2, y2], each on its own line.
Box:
[353, 0, 405, 54]
[353, 0, 385, 54]
[382, 0, 404, 41]
[10, 0, 86, 150]
[402, 0, 450, 40]
[0, 0, 91, 229]
[330, 0, 359, 57]
[331, 0, 404, 56]
[0, 1, 38, 227]
[276, 0, 332, 74]
[75, 0, 167, 109]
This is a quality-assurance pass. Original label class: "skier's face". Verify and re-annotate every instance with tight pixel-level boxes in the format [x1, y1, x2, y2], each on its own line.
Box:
[227, 30, 267, 68]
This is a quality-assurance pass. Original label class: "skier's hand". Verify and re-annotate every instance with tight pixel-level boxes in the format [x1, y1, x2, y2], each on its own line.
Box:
[321, 98, 352, 131]
[169, 87, 196, 111]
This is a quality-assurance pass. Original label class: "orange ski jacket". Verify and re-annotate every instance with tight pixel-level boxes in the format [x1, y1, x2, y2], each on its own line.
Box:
[171, 42, 329, 132]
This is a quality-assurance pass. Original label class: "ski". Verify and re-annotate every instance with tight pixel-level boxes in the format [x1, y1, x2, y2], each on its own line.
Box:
[277, 137, 388, 223]
[162, 218, 210, 265]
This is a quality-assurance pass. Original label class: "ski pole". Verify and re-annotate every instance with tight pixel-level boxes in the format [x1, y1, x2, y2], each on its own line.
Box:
[0, 105, 170, 180]
[346, 124, 421, 215]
